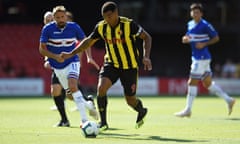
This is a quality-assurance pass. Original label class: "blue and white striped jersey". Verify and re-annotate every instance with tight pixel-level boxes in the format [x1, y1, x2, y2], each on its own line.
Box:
[186, 19, 218, 60]
[40, 21, 86, 69]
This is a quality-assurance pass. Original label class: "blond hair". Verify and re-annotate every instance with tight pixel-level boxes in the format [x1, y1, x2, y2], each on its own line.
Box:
[52, 5, 66, 16]
[43, 11, 53, 24]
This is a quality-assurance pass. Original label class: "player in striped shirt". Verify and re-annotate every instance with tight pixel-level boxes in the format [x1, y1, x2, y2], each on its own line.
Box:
[60, 1, 152, 130]
[42, 10, 99, 127]
[39, 5, 99, 126]
[174, 3, 236, 118]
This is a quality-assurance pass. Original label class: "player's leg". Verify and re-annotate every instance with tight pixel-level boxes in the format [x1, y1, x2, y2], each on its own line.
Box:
[66, 81, 98, 120]
[121, 68, 147, 129]
[96, 65, 117, 131]
[78, 84, 87, 98]
[70, 84, 93, 112]
[67, 83, 88, 124]
[203, 76, 236, 115]
[97, 77, 112, 131]
[67, 62, 98, 123]
[125, 95, 147, 129]
[68, 79, 98, 122]
[54, 66, 88, 124]
[77, 84, 98, 120]
[78, 85, 96, 108]
[78, 84, 99, 117]
[50, 88, 66, 110]
[51, 72, 69, 127]
[175, 78, 198, 117]
[175, 60, 204, 117]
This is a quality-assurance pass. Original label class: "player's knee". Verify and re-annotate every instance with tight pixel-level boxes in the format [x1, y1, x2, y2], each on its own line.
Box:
[97, 85, 108, 96]
[51, 89, 62, 96]
[51, 84, 62, 96]
[203, 81, 212, 88]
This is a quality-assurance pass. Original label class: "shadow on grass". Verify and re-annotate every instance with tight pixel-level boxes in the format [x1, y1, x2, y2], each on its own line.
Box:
[99, 131, 208, 142]
[69, 126, 81, 129]
[69, 126, 123, 131]
[149, 136, 208, 143]
[225, 118, 240, 121]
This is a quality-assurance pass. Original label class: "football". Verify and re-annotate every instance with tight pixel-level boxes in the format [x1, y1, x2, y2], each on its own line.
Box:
[81, 121, 99, 138]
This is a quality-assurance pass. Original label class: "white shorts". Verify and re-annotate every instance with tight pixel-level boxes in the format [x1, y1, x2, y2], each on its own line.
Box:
[54, 62, 80, 90]
[190, 59, 212, 80]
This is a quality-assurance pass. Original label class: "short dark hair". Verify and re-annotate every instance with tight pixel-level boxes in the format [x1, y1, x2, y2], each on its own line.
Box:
[190, 3, 203, 12]
[101, 1, 118, 15]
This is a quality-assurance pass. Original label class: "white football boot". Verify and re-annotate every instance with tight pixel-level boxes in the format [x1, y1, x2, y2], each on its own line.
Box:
[174, 109, 191, 118]
[227, 98, 236, 115]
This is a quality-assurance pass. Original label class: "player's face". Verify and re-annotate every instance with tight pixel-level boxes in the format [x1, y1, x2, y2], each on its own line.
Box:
[44, 15, 53, 24]
[102, 9, 119, 27]
[190, 9, 202, 22]
[54, 11, 67, 28]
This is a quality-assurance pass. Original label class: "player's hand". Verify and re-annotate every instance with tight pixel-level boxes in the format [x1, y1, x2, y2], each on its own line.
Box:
[43, 61, 52, 69]
[195, 42, 206, 49]
[55, 54, 64, 63]
[142, 57, 152, 71]
[87, 58, 100, 70]
[60, 52, 73, 60]
[182, 35, 190, 44]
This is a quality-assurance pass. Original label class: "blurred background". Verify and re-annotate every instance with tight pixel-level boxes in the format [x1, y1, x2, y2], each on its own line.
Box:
[0, 0, 240, 96]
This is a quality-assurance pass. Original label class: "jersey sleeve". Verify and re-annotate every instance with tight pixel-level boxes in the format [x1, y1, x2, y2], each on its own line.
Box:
[206, 23, 218, 38]
[39, 25, 49, 43]
[130, 20, 143, 37]
[89, 23, 102, 40]
[75, 24, 86, 40]
[186, 22, 190, 35]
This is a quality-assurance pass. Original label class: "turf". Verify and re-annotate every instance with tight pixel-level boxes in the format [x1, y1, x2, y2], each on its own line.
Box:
[0, 96, 239, 144]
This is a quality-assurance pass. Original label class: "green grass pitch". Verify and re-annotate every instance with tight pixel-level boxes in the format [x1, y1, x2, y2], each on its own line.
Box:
[0, 96, 239, 144]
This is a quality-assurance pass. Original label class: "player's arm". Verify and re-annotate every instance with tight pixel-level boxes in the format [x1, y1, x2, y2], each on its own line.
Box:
[73, 37, 97, 55]
[43, 56, 52, 69]
[77, 47, 100, 70]
[204, 35, 219, 46]
[132, 21, 152, 70]
[139, 29, 152, 59]
[195, 35, 219, 49]
[196, 23, 220, 49]
[139, 29, 152, 71]
[61, 37, 98, 60]
[84, 47, 100, 70]
[39, 43, 64, 63]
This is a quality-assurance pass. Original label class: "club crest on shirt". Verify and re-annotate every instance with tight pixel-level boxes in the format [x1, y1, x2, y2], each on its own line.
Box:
[118, 30, 123, 36]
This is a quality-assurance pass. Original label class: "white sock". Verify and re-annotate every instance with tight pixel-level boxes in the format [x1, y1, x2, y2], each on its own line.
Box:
[83, 99, 94, 110]
[72, 90, 88, 123]
[208, 81, 232, 103]
[185, 86, 197, 111]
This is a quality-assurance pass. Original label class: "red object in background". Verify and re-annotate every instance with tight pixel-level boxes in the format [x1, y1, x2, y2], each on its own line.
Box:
[0, 24, 107, 94]
[158, 78, 208, 95]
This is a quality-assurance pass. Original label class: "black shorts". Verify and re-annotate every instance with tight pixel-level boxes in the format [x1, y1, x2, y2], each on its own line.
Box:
[99, 65, 138, 96]
[51, 71, 61, 85]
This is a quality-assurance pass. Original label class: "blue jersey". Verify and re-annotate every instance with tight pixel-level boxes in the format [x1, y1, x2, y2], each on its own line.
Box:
[186, 19, 218, 60]
[40, 21, 86, 69]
